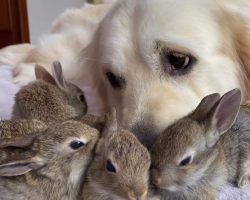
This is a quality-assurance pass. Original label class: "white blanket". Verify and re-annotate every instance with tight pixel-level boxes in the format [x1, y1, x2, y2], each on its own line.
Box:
[0, 65, 249, 199]
[0, 66, 20, 120]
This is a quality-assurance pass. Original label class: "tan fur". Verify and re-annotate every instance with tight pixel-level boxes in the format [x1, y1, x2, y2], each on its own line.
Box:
[9, 3, 112, 85]
[150, 90, 250, 199]
[12, 63, 87, 123]
[0, 44, 34, 66]
[82, 109, 151, 200]
[0, 120, 99, 200]
[68, 0, 250, 144]
[0, 0, 250, 143]
[0, 119, 47, 164]
[0, 119, 47, 137]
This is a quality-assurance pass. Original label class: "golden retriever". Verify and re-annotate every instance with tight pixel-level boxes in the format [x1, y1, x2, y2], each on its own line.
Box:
[3, 0, 250, 147]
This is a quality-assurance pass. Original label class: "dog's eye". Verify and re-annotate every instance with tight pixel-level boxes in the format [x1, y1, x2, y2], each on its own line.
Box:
[161, 51, 196, 75]
[106, 71, 126, 90]
[178, 156, 192, 166]
[168, 53, 190, 69]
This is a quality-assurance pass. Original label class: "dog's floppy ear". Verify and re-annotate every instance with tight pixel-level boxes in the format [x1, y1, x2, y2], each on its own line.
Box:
[223, 1, 250, 99]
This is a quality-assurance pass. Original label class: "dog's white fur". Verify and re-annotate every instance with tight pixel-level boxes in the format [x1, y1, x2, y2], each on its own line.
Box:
[1, 0, 250, 139]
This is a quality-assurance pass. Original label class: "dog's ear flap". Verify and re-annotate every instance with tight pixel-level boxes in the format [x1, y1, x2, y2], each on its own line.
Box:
[223, 1, 250, 99]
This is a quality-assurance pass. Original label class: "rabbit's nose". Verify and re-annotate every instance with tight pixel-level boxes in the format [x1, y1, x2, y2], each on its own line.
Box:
[127, 189, 148, 200]
[152, 177, 162, 187]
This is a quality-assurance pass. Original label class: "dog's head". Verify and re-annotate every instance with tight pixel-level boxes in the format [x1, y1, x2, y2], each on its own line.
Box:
[74, 0, 250, 147]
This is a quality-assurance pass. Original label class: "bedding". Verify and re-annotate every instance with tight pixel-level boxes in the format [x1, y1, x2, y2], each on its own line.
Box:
[0, 65, 20, 120]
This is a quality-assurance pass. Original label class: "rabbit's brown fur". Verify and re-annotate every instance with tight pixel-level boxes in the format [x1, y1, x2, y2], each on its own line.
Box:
[12, 61, 87, 123]
[82, 109, 151, 200]
[0, 119, 47, 137]
[0, 120, 99, 200]
[0, 119, 47, 164]
[151, 89, 250, 200]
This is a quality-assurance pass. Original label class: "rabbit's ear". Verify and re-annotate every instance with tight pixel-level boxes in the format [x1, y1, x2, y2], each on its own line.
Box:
[190, 93, 221, 121]
[205, 89, 241, 147]
[35, 64, 57, 85]
[0, 135, 36, 148]
[103, 108, 118, 136]
[0, 157, 45, 176]
[52, 61, 69, 90]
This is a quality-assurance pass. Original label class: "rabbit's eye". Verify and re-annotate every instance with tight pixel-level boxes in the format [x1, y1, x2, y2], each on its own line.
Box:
[79, 94, 85, 102]
[178, 156, 192, 166]
[106, 159, 116, 173]
[70, 140, 85, 150]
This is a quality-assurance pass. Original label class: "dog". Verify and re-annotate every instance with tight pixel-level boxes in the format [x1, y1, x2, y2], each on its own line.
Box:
[3, 0, 250, 147]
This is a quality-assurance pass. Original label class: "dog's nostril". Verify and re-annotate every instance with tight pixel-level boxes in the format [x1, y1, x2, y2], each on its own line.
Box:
[130, 122, 159, 148]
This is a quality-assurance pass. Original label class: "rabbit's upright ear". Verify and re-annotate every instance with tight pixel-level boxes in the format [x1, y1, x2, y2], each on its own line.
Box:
[0, 156, 45, 176]
[205, 89, 241, 147]
[102, 108, 118, 136]
[35, 64, 57, 85]
[0, 135, 37, 148]
[52, 61, 69, 90]
[190, 93, 221, 121]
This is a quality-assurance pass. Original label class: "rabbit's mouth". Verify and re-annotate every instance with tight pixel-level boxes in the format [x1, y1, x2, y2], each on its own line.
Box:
[154, 179, 189, 193]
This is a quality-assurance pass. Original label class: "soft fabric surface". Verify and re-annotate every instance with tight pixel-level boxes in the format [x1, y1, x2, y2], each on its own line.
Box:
[0, 66, 20, 120]
[0, 65, 250, 199]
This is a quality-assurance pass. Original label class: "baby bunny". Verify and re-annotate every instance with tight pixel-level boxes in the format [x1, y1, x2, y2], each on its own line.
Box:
[151, 88, 248, 200]
[12, 61, 87, 123]
[0, 120, 99, 200]
[82, 108, 151, 200]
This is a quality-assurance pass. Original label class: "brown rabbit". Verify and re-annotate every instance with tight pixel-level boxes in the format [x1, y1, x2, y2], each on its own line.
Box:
[150, 88, 249, 200]
[82, 108, 151, 200]
[0, 120, 99, 200]
[12, 61, 87, 123]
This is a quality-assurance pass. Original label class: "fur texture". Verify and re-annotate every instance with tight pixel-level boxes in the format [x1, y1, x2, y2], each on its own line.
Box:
[4, 0, 250, 147]
[0, 120, 99, 200]
[150, 89, 250, 199]
[12, 63, 87, 123]
[82, 109, 151, 200]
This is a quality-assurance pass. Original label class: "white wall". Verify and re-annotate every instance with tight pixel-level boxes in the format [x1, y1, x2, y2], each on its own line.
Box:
[27, 0, 84, 44]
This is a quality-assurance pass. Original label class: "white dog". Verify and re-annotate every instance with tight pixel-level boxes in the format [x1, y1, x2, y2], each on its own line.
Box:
[4, 0, 250, 147]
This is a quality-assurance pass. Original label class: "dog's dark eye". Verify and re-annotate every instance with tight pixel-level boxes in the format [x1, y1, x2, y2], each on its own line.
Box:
[179, 156, 192, 166]
[168, 53, 190, 69]
[79, 94, 85, 102]
[106, 159, 116, 173]
[161, 51, 196, 75]
[106, 71, 126, 90]
[70, 141, 85, 150]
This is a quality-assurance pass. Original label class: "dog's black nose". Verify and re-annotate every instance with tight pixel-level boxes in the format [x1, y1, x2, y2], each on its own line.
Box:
[130, 122, 159, 149]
